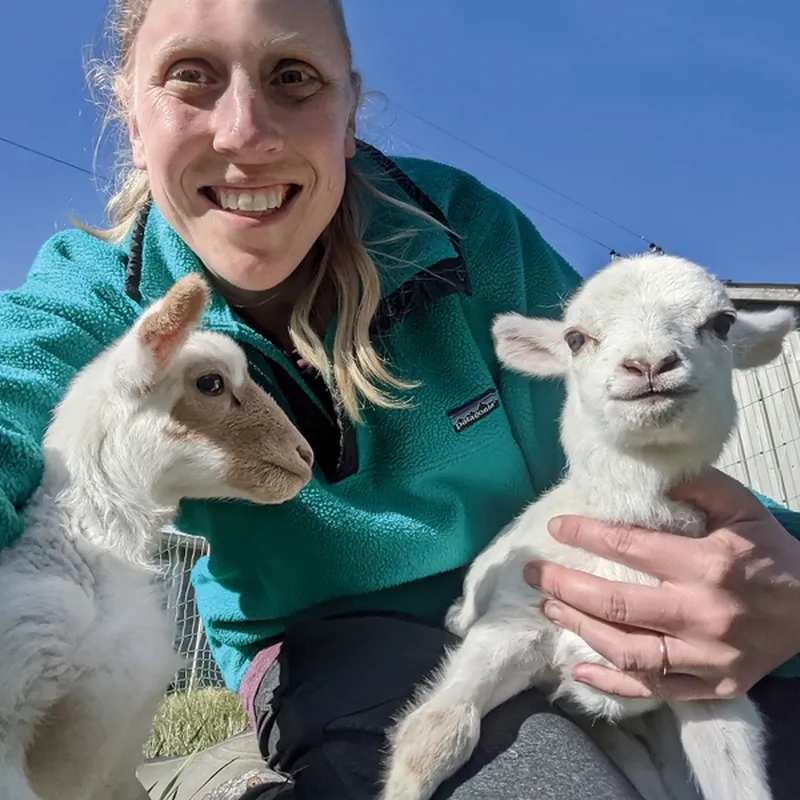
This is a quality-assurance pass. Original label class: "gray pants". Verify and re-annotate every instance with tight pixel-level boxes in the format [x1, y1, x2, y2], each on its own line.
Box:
[139, 613, 798, 799]
[248, 613, 798, 799]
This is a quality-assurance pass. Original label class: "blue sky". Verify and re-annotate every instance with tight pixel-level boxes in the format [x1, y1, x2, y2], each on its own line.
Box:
[2, 0, 799, 291]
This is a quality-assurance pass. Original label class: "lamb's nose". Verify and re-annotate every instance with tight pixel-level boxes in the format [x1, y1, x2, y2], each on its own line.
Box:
[621, 352, 681, 379]
[297, 442, 314, 468]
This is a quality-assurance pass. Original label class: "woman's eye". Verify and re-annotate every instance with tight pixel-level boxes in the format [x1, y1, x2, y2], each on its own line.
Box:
[273, 63, 321, 94]
[278, 68, 307, 85]
[166, 64, 212, 86]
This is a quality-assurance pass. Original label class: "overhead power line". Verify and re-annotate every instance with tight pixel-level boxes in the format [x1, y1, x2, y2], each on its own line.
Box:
[509, 194, 615, 252]
[384, 132, 615, 252]
[0, 135, 108, 182]
[392, 102, 659, 249]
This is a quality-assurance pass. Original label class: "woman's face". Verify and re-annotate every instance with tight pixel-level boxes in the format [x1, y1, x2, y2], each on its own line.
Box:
[129, 0, 357, 291]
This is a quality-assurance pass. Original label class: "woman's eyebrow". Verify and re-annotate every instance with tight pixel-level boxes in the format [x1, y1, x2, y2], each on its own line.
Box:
[156, 32, 325, 58]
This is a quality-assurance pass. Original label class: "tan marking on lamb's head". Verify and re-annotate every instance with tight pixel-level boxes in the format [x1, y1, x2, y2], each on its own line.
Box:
[122, 274, 313, 505]
[166, 340, 314, 505]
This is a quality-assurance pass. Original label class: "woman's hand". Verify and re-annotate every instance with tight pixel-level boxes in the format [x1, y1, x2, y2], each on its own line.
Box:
[523, 468, 800, 701]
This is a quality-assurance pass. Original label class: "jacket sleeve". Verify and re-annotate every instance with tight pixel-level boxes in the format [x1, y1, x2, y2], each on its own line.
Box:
[0, 231, 138, 550]
[754, 492, 800, 676]
[753, 490, 800, 538]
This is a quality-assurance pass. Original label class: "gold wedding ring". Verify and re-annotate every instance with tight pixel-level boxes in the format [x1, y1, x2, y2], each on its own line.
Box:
[659, 634, 669, 677]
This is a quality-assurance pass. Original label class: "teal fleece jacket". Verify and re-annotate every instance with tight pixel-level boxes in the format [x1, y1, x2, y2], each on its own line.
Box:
[1, 144, 799, 691]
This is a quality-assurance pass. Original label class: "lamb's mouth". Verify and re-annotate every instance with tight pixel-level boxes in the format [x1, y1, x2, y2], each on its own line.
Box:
[622, 386, 696, 402]
[201, 184, 301, 215]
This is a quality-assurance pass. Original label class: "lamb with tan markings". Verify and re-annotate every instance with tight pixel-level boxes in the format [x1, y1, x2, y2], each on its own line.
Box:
[0, 274, 313, 800]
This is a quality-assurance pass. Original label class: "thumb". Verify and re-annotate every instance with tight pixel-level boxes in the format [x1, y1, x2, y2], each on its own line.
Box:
[668, 467, 761, 526]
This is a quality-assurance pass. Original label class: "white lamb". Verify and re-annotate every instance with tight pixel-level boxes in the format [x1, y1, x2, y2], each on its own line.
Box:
[381, 253, 796, 800]
[0, 274, 314, 800]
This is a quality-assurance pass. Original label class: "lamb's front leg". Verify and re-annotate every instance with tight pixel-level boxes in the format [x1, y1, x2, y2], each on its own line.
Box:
[0, 577, 93, 800]
[380, 613, 550, 800]
[27, 638, 180, 800]
[444, 526, 515, 637]
[26, 682, 162, 800]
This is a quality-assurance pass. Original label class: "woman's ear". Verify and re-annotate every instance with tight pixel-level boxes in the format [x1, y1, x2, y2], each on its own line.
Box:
[116, 73, 147, 170]
[129, 115, 147, 170]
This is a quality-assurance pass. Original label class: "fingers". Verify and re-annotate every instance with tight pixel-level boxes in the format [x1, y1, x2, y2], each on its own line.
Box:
[570, 664, 742, 702]
[525, 561, 688, 634]
[540, 598, 741, 680]
[541, 598, 682, 674]
[546, 515, 707, 583]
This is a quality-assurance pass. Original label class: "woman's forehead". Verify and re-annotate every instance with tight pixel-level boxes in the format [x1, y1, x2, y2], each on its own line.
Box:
[135, 0, 348, 61]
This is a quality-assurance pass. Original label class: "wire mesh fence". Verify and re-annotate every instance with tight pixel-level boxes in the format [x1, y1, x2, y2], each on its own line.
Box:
[155, 529, 224, 693]
[155, 329, 800, 694]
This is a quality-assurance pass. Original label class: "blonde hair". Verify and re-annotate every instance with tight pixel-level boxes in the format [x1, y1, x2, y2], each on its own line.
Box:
[85, 0, 442, 422]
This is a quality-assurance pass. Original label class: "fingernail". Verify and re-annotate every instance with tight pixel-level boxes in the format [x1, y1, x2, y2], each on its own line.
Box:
[543, 600, 563, 624]
[524, 564, 540, 587]
[548, 517, 563, 538]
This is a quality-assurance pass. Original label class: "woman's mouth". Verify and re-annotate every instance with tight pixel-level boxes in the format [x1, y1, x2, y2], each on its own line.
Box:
[200, 184, 301, 218]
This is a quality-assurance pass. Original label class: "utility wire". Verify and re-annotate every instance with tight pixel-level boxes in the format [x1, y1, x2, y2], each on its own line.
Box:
[0, 135, 108, 182]
[393, 102, 657, 248]
[382, 132, 616, 252]
[511, 196, 615, 252]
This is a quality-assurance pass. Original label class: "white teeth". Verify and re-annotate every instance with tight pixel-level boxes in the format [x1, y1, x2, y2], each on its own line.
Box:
[213, 187, 289, 213]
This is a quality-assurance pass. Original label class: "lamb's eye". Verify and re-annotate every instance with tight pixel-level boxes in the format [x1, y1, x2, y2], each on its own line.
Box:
[196, 373, 225, 396]
[708, 312, 736, 340]
[564, 330, 587, 353]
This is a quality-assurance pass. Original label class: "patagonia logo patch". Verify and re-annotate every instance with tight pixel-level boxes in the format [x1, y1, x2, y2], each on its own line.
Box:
[447, 389, 500, 433]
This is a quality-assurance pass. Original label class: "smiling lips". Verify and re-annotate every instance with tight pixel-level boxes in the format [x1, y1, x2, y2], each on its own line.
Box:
[203, 184, 300, 216]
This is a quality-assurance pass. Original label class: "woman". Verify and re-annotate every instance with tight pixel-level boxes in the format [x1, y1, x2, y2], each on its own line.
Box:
[1, 0, 798, 798]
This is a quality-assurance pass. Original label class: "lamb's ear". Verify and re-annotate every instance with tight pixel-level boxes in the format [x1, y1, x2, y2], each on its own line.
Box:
[134, 274, 210, 379]
[729, 307, 796, 369]
[492, 312, 567, 376]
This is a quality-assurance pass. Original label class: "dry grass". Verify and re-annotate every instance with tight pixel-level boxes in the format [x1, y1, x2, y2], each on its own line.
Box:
[144, 687, 250, 760]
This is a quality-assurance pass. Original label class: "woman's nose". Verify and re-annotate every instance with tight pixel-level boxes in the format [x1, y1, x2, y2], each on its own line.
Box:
[212, 74, 283, 159]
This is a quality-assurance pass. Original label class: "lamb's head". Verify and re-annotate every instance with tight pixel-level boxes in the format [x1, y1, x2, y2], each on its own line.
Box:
[46, 274, 314, 512]
[493, 254, 795, 462]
